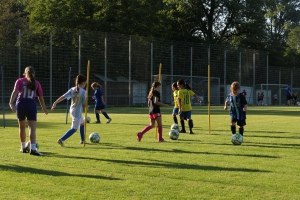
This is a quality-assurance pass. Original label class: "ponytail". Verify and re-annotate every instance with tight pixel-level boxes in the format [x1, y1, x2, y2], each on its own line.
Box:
[148, 82, 161, 99]
[75, 74, 87, 93]
[24, 66, 36, 90]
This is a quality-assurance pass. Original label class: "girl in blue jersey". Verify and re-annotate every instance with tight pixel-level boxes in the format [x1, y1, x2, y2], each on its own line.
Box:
[91, 82, 112, 124]
[137, 82, 168, 142]
[9, 66, 48, 156]
[224, 81, 247, 136]
[51, 75, 87, 146]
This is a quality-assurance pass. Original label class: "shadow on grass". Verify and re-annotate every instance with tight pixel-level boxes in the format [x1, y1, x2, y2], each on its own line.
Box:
[0, 164, 119, 180]
[45, 153, 270, 173]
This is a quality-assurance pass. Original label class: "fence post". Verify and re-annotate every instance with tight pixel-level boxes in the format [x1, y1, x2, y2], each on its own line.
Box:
[239, 51, 242, 85]
[224, 50, 227, 100]
[78, 34, 81, 74]
[266, 53, 269, 105]
[190, 46, 193, 88]
[1, 66, 5, 128]
[171, 44, 173, 94]
[104, 34, 107, 105]
[150, 42, 153, 85]
[50, 31, 53, 107]
[129, 36, 132, 105]
[253, 52, 256, 105]
[18, 29, 21, 78]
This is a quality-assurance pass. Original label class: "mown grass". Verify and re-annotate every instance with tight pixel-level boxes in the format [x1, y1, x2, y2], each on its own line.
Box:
[1, 106, 300, 199]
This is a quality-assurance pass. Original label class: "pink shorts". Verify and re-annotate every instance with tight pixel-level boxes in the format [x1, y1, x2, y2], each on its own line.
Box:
[149, 113, 161, 120]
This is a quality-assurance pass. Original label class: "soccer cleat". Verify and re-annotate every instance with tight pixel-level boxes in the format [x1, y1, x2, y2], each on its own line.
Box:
[179, 130, 186, 133]
[189, 130, 194, 134]
[20, 142, 30, 153]
[57, 139, 65, 147]
[20, 148, 29, 153]
[30, 149, 43, 156]
[106, 118, 112, 124]
[94, 121, 101, 124]
[158, 138, 166, 142]
[80, 140, 84, 144]
[137, 132, 142, 142]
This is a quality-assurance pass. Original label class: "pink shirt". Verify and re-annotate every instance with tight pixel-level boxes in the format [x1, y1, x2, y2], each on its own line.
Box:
[14, 77, 43, 104]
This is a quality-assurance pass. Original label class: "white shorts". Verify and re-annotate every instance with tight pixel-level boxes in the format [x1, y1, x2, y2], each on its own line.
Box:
[71, 117, 84, 130]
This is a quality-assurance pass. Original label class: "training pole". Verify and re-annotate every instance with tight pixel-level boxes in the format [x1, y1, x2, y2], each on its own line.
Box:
[66, 67, 72, 124]
[84, 60, 90, 147]
[1, 66, 5, 128]
[155, 63, 162, 139]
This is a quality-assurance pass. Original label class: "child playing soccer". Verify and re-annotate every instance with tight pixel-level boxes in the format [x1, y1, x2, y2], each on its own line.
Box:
[51, 74, 87, 146]
[91, 82, 112, 124]
[224, 81, 247, 136]
[172, 82, 179, 124]
[177, 79, 202, 134]
[137, 81, 169, 142]
[9, 66, 48, 156]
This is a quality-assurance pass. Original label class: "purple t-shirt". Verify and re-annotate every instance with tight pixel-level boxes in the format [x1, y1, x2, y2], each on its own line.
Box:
[14, 77, 43, 105]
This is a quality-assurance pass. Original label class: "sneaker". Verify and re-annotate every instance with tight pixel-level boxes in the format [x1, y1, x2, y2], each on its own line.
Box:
[106, 118, 112, 124]
[158, 138, 166, 142]
[20, 148, 28, 153]
[57, 139, 65, 147]
[20, 142, 30, 153]
[94, 121, 101, 124]
[179, 130, 186, 133]
[30, 149, 43, 156]
[189, 130, 194, 134]
[137, 132, 142, 142]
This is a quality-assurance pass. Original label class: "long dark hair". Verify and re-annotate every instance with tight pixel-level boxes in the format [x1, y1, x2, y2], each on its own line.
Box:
[75, 74, 87, 93]
[148, 82, 161, 99]
[24, 66, 36, 90]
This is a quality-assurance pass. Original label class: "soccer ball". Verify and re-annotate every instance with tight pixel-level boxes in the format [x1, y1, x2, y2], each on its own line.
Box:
[89, 132, 100, 143]
[170, 123, 180, 131]
[86, 116, 91, 123]
[231, 133, 243, 145]
[169, 129, 180, 140]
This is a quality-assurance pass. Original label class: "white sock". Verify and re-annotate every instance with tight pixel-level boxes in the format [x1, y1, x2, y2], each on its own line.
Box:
[31, 143, 37, 151]
[21, 142, 26, 149]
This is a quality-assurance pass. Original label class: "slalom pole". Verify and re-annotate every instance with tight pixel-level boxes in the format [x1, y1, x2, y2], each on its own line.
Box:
[1, 66, 5, 128]
[84, 60, 90, 147]
[155, 63, 162, 139]
[66, 67, 72, 124]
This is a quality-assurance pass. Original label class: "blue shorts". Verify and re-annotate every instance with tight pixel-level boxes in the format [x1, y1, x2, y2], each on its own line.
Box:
[180, 111, 192, 120]
[95, 105, 105, 110]
[16, 101, 37, 121]
[172, 108, 179, 115]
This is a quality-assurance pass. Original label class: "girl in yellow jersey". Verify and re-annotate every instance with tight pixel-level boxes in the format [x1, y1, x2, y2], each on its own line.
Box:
[172, 82, 179, 124]
[177, 79, 203, 134]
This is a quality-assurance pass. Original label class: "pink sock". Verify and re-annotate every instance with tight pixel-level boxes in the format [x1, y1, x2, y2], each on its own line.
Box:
[158, 125, 163, 140]
[140, 125, 152, 136]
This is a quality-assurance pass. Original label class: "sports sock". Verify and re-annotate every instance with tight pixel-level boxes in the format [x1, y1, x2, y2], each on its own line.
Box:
[231, 125, 236, 134]
[158, 125, 163, 140]
[173, 116, 178, 124]
[102, 112, 110, 119]
[80, 125, 84, 141]
[140, 125, 152, 135]
[21, 142, 26, 149]
[239, 127, 244, 136]
[31, 143, 37, 151]
[180, 120, 185, 131]
[61, 129, 77, 141]
[188, 120, 193, 132]
[96, 113, 100, 122]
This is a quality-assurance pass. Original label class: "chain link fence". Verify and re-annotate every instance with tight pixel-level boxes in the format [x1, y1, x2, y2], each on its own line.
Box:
[1, 28, 300, 108]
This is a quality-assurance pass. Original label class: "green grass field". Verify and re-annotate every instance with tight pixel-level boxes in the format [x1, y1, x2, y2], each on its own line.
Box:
[1, 106, 300, 199]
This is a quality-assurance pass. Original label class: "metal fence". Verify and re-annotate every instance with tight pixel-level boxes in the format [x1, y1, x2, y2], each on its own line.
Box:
[1, 28, 300, 108]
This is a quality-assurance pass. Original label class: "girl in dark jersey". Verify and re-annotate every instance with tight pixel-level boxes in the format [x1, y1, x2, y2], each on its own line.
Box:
[9, 66, 48, 156]
[137, 82, 168, 142]
[224, 81, 248, 136]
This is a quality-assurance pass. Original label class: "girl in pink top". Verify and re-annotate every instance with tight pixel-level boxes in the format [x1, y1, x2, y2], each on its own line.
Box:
[9, 66, 48, 156]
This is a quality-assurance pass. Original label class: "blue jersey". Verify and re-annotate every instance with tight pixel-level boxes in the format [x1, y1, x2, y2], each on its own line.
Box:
[94, 88, 104, 106]
[286, 86, 291, 96]
[226, 93, 247, 120]
[64, 86, 86, 118]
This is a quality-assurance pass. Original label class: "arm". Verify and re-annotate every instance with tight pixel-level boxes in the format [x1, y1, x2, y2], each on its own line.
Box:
[9, 90, 18, 112]
[51, 95, 66, 110]
[224, 100, 228, 110]
[37, 96, 48, 115]
[101, 96, 105, 105]
[193, 94, 203, 103]
[178, 98, 182, 114]
[154, 96, 168, 107]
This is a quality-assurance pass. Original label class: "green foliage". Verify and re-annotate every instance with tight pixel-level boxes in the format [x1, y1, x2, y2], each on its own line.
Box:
[1, 106, 300, 199]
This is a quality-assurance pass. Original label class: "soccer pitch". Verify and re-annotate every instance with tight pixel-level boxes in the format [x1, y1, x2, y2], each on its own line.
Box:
[1, 106, 300, 199]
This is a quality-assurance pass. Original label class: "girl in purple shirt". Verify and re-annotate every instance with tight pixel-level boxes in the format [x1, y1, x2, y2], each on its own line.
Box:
[9, 66, 48, 156]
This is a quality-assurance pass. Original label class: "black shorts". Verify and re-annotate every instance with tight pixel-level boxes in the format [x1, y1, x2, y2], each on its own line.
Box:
[287, 95, 293, 100]
[231, 118, 246, 126]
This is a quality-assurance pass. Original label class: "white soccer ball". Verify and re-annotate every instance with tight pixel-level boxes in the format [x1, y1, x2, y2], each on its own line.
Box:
[169, 129, 180, 140]
[231, 133, 243, 145]
[89, 132, 100, 143]
[170, 123, 180, 131]
[86, 116, 91, 123]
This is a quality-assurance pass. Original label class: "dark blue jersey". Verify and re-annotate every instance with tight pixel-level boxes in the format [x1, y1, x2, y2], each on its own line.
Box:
[94, 88, 104, 106]
[226, 93, 247, 120]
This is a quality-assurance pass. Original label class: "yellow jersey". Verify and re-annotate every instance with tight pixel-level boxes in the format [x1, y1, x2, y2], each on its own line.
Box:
[173, 90, 179, 108]
[178, 89, 195, 111]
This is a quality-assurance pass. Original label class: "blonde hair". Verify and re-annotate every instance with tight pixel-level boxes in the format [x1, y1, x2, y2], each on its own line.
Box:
[230, 81, 240, 95]
[91, 82, 102, 89]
